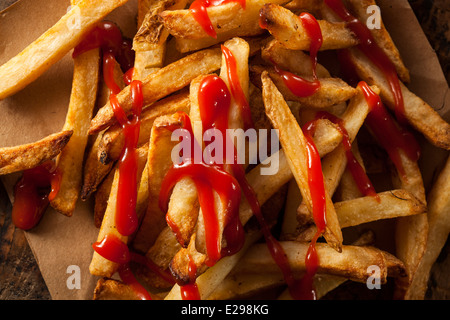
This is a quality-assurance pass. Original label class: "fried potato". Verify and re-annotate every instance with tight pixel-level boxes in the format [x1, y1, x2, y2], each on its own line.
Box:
[261, 39, 331, 78]
[89, 143, 149, 277]
[261, 70, 343, 252]
[98, 91, 190, 165]
[250, 65, 357, 109]
[89, 48, 222, 134]
[93, 278, 142, 300]
[132, 0, 189, 80]
[50, 49, 100, 217]
[259, 3, 358, 51]
[232, 241, 405, 283]
[407, 155, 450, 299]
[0, 130, 73, 175]
[0, 0, 129, 100]
[160, 0, 289, 40]
[284, 0, 323, 14]
[132, 113, 188, 254]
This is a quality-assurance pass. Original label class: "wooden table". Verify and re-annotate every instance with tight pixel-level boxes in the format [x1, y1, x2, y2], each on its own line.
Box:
[0, 0, 449, 300]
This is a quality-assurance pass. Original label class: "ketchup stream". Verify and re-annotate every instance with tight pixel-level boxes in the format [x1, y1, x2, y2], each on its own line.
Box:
[324, 0, 407, 125]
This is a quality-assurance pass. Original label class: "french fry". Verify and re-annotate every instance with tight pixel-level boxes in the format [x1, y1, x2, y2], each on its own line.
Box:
[50, 48, 100, 216]
[231, 241, 405, 284]
[132, 0, 189, 80]
[98, 90, 190, 165]
[93, 278, 143, 300]
[250, 65, 357, 109]
[80, 56, 125, 200]
[0, 0, 129, 100]
[407, 155, 450, 299]
[284, 0, 323, 14]
[89, 143, 149, 277]
[159, 0, 289, 40]
[89, 48, 222, 134]
[0, 130, 73, 175]
[261, 70, 343, 252]
[132, 113, 188, 254]
[261, 39, 331, 78]
[259, 3, 358, 51]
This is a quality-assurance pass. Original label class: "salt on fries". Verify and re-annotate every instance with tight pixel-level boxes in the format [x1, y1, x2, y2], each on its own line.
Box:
[0, 0, 449, 301]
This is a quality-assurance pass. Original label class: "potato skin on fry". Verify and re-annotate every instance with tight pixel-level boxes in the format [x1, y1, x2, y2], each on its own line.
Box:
[0, 130, 73, 175]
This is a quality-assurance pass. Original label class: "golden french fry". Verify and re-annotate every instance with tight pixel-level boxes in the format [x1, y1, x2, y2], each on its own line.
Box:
[89, 48, 222, 134]
[93, 278, 142, 300]
[89, 143, 149, 277]
[0, 0, 129, 100]
[261, 39, 331, 78]
[160, 0, 289, 40]
[0, 130, 73, 175]
[259, 3, 358, 51]
[284, 0, 323, 14]
[132, 0, 189, 80]
[132, 113, 187, 254]
[407, 155, 450, 299]
[232, 241, 405, 284]
[250, 65, 357, 109]
[261, 70, 343, 252]
[80, 134, 114, 200]
[50, 49, 100, 216]
[336, 47, 450, 150]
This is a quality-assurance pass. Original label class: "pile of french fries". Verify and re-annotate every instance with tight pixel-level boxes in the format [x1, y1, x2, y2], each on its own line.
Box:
[0, 0, 449, 300]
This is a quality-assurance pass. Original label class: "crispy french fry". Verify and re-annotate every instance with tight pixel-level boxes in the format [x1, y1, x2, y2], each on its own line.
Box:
[50, 49, 100, 216]
[89, 48, 222, 134]
[407, 155, 450, 299]
[251, 65, 357, 109]
[93, 278, 142, 300]
[259, 3, 358, 51]
[261, 39, 331, 78]
[261, 70, 343, 252]
[346, 48, 450, 150]
[133, 0, 189, 80]
[0, 0, 129, 100]
[284, 0, 323, 14]
[98, 90, 190, 164]
[89, 143, 149, 277]
[80, 55, 125, 200]
[0, 130, 73, 175]
[232, 241, 405, 284]
[80, 134, 114, 200]
[160, 0, 289, 40]
[132, 113, 188, 254]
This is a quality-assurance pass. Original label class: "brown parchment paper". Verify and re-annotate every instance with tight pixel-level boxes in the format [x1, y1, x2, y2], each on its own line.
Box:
[0, 0, 448, 300]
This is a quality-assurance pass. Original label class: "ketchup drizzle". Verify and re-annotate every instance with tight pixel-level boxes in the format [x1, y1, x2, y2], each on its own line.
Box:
[269, 12, 322, 98]
[358, 82, 420, 178]
[324, 0, 407, 125]
[189, 0, 246, 38]
[314, 111, 378, 199]
[12, 161, 61, 230]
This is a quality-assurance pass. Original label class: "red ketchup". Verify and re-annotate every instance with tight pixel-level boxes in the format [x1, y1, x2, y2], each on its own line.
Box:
[180, 255, 201, 300]
[268, 12, 322, 98]
[189, 0, 246, 38]
[324, 0, 407, 125]
[12, 161, 61, 230]
[358, 82, 420, 178]
[314, 111, 378, 199]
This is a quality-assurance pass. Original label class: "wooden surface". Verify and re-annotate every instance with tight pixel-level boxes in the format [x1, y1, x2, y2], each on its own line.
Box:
[0, 0, 449, 300]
